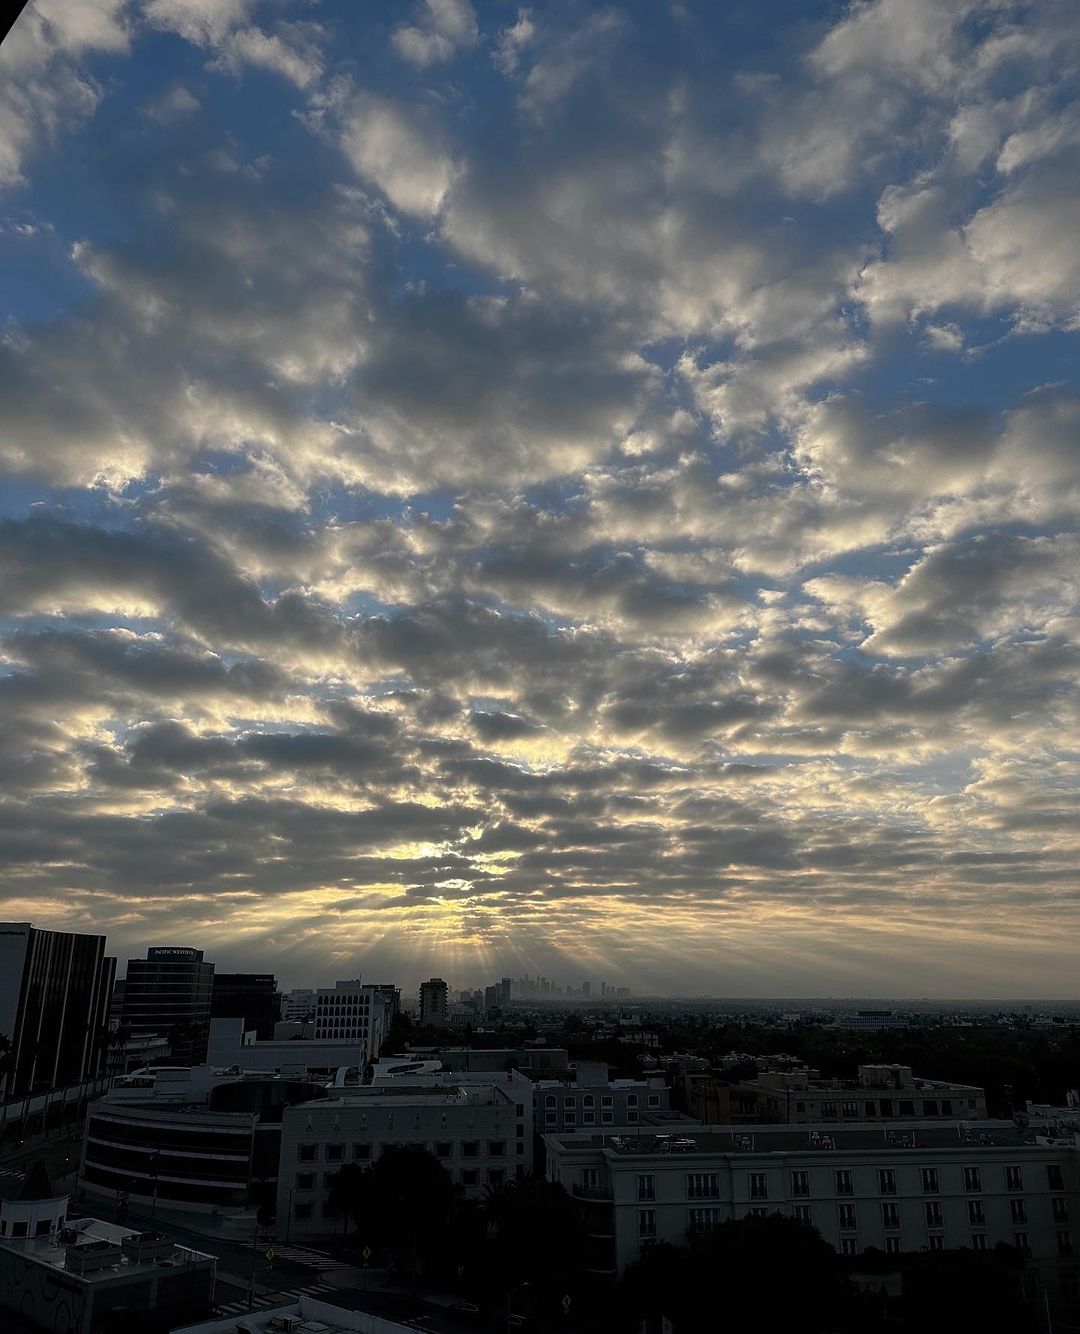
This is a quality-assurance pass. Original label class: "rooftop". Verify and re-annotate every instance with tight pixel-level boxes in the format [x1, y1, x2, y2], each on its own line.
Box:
[0, 1217, 215, 1285]
[547, 1119, 1075, 1158]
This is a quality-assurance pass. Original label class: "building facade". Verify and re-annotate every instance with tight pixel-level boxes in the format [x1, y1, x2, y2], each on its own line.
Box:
[122, 946, 215, 1064]
[312, 980, 391, 1064]
[277, 1072, 534, 1237]
[418, 978, 450, 1028]
[535, 1063, 671, 1134]
[546, 1121, 1080, 1282]
[281, 988, 318, 1022]
[0, 922, 115, 1101]
[211, 972, 280, 1039]
[0, 1165, 215, 1333]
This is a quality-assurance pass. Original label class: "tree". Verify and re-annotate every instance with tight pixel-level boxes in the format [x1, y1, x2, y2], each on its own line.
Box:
[327, 1145, 459, 1277]
[898, 1245, 1035, 1332]
[481, 1176, 585, 1313]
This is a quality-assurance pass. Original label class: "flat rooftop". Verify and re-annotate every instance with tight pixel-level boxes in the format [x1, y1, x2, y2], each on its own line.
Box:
[0, 1218, 215, 1285]
[547, 1119, 1073, 1157]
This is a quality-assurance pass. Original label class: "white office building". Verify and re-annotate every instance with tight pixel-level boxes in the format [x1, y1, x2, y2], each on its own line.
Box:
[281, 988, 318, 1022]
[277, 1071, 534, 1238]
[545, 1120, 1080, 1283]
[312, 980, 391, 1061]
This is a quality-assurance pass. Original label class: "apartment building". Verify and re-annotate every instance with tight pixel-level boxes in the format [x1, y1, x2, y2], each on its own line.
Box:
[277, 1071, 535, 1237]
[678, 1063, 987, 1126]
[545, 1121, 1080, 1282]
[534, 1062, 671, 1134]
[312, 980, 392, 1064]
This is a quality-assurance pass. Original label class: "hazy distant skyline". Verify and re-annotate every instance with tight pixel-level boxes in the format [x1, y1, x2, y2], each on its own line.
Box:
[1, 0, 1078, 998]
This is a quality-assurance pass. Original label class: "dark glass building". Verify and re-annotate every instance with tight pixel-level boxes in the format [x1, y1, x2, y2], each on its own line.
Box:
[0, 922, 116, 1100]
[121, 946, 214, 1064]
[211, 973, 280, 1039]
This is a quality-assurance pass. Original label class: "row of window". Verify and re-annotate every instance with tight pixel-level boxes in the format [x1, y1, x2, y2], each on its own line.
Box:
[744, 1163, 1063, 1200]
[296, 1165, 510, 1193]
[636, 1208, 1073, 1258]
[790, 1097, 978, 1118]
[543, 1093, 663, 1109]
[548, 1110, 634, 1127]
[297, 1139, 518, 1163]
[630, 1164, 1066, 1203]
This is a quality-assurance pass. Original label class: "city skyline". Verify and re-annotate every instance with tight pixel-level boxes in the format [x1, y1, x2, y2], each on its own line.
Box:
[1, 0, 1078, 998]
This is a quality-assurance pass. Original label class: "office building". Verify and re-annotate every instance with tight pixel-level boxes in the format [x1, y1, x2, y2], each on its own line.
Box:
[312, 980, 392, 1065]
[546, 1120, 1080, 1281]
[121, 946, 214, 1064]
[277, 1070, 534, 1237]
[208, 1016, 380, 1076]
[80, 1065, 329, 1215]
[0, 1162, 215, 1332]
[418, 978, 450, 1028]
[210, 972, 279, 1039]
[0, 922, 115, 1101]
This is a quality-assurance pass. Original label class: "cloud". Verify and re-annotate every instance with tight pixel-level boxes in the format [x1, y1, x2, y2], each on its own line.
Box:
[392, 0, 478, 68]
[339, 94, 456, 217]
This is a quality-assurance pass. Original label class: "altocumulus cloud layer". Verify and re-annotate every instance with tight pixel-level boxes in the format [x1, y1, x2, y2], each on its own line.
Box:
[0, 0, 1078, 993]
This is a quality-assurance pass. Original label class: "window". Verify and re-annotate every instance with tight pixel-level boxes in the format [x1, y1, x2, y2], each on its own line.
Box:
[878, 1169, 896, 1195]
[638, 1209, 656, 1238]
[842, 1101, 859, 1118]
[601, 1112, 614, 1125]
[435, 1142, 452, 1159]
[688, 1207, 723, 1231]
[1053, 1197, 1070, 1223]
[462, 1169, 478, 1186]
[462, 1141, 479, 1158]
[899, 1100, 915, 1116]
[298, 1144, 317, 1162]
[294, 1202, 313, 1221]
[637, 1174, 655, 1201]
[545, 1095, 556, 1108]
[922, 1100, 939, 1117]
[1014, 1232, 1030, 1254]
[323, 1172, 338, 1189]
[565, 1112, 577, 1126]
[925, 1201, 943, 1228]
[353, 1142, 372, 1160]
[968, 1200, 985, 1226]
[583, 1095, 594, 1108]
[885, 1235, 902, 1254]
[791, 1170, 810, 1198]
[688, 1173, 720, 1200]
[864, 1101, 877, 1117]
[488, 1141, 506, 1157]
[35, 1220, 51, 1237]
[648, 1094, 661, 1108]
[879, 1099, 893, 1117]
[1048, 1165, 1065, 1191]
[834, 1170, 853, 1196]
[841, 1238, 858, 1255]
[748, 1173, 768, 1201]
[751, 1207, 769, 1218]
[601, 1095, 613, 1107]
[838, 1203, 856, 1231]
[1010, 1199, 1027, 1225]
[1058, 1231, 1074, 1257]
[941, 1100, 953, 1116]
[971, 1232, 986, 1250]
[545, 1112, 557, 1126]
[964, 1166, 981, 1192]
[822, 1101, 837, 1118]
[794, 1204, 812, 1225]
[326, 1143, 344, 1162]
[882, 1203, 900, 1230]
[584, 1111, 596, 1125]
[1005, 1165, 1024, 1191]
[564, 1096, 576, 1108]
[296, 1172, 315, 1190]
[627, 1111, 639, 1124]
[488, 1168, 504, 1186]
[920, 1168, 939, 1194]
[626, 1094, 638, 1108]
[928, 1234, 945, 1251]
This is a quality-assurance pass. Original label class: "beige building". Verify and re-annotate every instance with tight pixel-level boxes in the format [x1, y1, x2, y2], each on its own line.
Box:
[546, 1120, 1079, 1285]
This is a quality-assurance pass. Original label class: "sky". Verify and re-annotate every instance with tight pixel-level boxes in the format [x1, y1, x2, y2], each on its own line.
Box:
[0, 0, 1078, 997]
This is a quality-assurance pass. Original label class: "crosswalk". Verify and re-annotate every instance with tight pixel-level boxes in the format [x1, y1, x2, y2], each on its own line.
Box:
[215, 1280, 337, 1316]
[267, 1243, 341, 1268]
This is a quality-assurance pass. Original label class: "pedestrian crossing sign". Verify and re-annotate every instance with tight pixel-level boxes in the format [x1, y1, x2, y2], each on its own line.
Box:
[265, 1248, 275, 1262]
[362, 1246, 372, 1262]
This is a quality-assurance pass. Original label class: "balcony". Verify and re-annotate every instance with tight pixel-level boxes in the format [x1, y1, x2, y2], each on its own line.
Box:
[572, 1183, 613, 1201]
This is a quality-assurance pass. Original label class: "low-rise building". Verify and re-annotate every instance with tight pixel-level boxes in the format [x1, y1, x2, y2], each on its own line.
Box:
[0, 1163, 215, 1333]
[208, 1016, 376, 1077]
[534, 1062, 671, 1134]
[546, 1121, 1080, 1284]
[277, 1071, 534, 1238]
